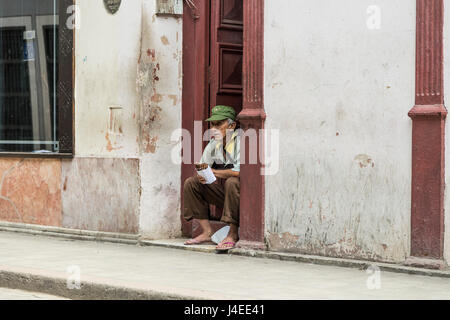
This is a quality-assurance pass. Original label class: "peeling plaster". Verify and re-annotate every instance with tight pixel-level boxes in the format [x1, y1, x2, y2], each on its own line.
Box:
[161, 35, 170, 45]
[0, 160, 25, 222]
[265, 155, 410, 263]
[0, 159, 61, 226]
[137, 42, 162, 154]
[137, 0, 182, 239]
[168, 94, 178, 106]
[354, 154, 375, 168]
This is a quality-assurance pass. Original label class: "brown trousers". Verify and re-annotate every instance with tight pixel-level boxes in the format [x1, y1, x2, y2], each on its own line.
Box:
[183, 176, 240, 226]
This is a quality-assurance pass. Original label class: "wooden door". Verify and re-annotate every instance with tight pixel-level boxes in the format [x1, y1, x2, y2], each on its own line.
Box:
[208, 0, 243, 220]
[180, 0, 244, 236]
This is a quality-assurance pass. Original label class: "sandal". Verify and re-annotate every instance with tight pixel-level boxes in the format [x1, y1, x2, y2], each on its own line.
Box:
[215, 241, 236, 251]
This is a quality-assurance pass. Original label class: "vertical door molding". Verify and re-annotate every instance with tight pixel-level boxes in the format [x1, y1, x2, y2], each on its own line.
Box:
[407, 0, 447, 263]
[181, 0, 209, 237]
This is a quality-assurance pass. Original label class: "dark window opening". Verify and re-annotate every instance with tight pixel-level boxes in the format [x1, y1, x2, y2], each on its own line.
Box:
[0, 0, 73, 156]
[0, 27, 33, 152]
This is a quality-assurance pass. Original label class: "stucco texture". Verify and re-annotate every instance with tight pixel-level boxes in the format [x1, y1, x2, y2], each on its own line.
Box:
[72, 0, 182, 238]
[61, 157, 140, 234]
[0, 158, 62, 226]
[264, 0, 415, 262]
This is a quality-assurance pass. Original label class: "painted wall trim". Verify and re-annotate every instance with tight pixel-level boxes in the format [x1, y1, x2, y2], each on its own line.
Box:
[236, 0, 266, 250]
[408, 0, 447, 260]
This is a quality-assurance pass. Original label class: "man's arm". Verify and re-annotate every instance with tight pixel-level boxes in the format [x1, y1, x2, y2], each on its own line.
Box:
[212, 169, 240, 179]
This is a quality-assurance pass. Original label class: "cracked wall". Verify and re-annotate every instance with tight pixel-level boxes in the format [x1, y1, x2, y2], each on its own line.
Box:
[0, 159, 61, 226]
[137, 0, 183, 239]
[61, 158, 140, 233]
[56, 0, 181, 237]
[0, 1, 182, 238]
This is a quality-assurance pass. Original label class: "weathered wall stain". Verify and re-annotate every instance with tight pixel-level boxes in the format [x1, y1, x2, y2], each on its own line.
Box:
[137, 44, 162, 154]
[105, 132, 124, 152]
[0, 160, 24, 222]
[354, 154, 375, 168]
[136, 5, 165, 155]
[61, 157, 140, 234]
[161, 35, 169, 45]
[267, 232, 300, 251]
[147, 48, 156, 60]
[151, 93, 163, 103]
[137, 0, 183, 239]
[144, 135, 159, 153]
[266, 156, 410, 263]
[105, 106, 124, 152]
[140, 182, 180, 240]
[168, 94, 178, 106]
[0, 158, 61, 226]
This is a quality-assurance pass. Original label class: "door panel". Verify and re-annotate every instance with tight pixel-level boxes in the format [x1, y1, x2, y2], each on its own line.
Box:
[209, 0, 243, 115]
[208, 0, 243, 221]
[221, 0, 243, 28]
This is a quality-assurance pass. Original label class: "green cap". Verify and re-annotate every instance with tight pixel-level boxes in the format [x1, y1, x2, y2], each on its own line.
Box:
[205, 105, 237, 122]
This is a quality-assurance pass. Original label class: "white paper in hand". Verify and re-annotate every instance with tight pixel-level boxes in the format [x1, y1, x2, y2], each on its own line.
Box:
[198, 166, 217, 184]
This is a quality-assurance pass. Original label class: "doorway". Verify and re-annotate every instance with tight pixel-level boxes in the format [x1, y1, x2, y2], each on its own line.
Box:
[181, 0, 244, 237]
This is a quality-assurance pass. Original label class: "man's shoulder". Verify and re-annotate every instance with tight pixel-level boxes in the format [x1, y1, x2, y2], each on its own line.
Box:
[206, 138, 216, 146]
[203, 138, 217, 152]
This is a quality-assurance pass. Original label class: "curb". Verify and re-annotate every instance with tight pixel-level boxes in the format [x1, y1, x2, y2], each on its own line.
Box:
[140, 240, 450, 279]
[0, 265, 233, 300]
[0, 222, 139, 245]
[0, 270, 175, 300]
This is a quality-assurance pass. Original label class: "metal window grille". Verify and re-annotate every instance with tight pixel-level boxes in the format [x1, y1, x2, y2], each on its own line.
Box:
[0, 27, 33, 152]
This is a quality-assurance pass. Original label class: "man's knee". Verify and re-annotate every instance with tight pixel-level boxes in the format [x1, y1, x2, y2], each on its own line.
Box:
[224, 177, 240, 192]
[184, 176, 201, 192]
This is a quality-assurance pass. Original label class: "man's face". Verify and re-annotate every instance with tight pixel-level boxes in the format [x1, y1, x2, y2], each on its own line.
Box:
[210, 119, 236, 140]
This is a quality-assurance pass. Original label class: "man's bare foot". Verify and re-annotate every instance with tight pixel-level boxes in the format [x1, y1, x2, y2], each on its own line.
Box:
[217, 224, 239, 250]
[216, 228, 239, 250]
[184, 232, 214, 245]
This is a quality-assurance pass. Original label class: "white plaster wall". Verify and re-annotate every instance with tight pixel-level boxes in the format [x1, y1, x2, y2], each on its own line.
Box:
[73, 0, 182, 238]
[444, 1, 450, 265]
[74, 0, 142, 156]
[264, 0, 415, 262]
[137, 0, 182, 239]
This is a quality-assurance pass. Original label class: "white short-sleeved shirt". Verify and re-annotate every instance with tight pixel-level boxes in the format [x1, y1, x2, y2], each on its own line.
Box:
[199, 130, 241, 172]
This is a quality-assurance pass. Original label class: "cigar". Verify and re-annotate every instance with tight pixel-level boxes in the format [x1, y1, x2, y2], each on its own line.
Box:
[195, 163, 208, 171]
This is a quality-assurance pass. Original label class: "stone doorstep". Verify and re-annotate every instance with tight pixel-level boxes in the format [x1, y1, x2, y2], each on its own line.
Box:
[403, 257, 447, 270]
[1, 222, 450, 279]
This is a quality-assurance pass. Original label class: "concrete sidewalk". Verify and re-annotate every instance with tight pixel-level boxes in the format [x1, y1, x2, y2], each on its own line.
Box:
[0, 288, 67, 300]
[1, 231, 450, 300]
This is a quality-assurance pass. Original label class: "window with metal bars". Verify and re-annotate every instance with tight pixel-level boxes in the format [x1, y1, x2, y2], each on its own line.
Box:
[0, 27, 33, 152]
[0, 0, 73, 157]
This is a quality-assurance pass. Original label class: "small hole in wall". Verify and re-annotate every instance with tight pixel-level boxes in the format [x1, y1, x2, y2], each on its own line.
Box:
[108, 106, 124, 135]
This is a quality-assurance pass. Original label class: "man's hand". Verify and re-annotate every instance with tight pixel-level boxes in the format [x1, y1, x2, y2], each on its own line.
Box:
[212, 169, 239, 180]
[195, 169, 239, 185]
[196, 173, 207, 184]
